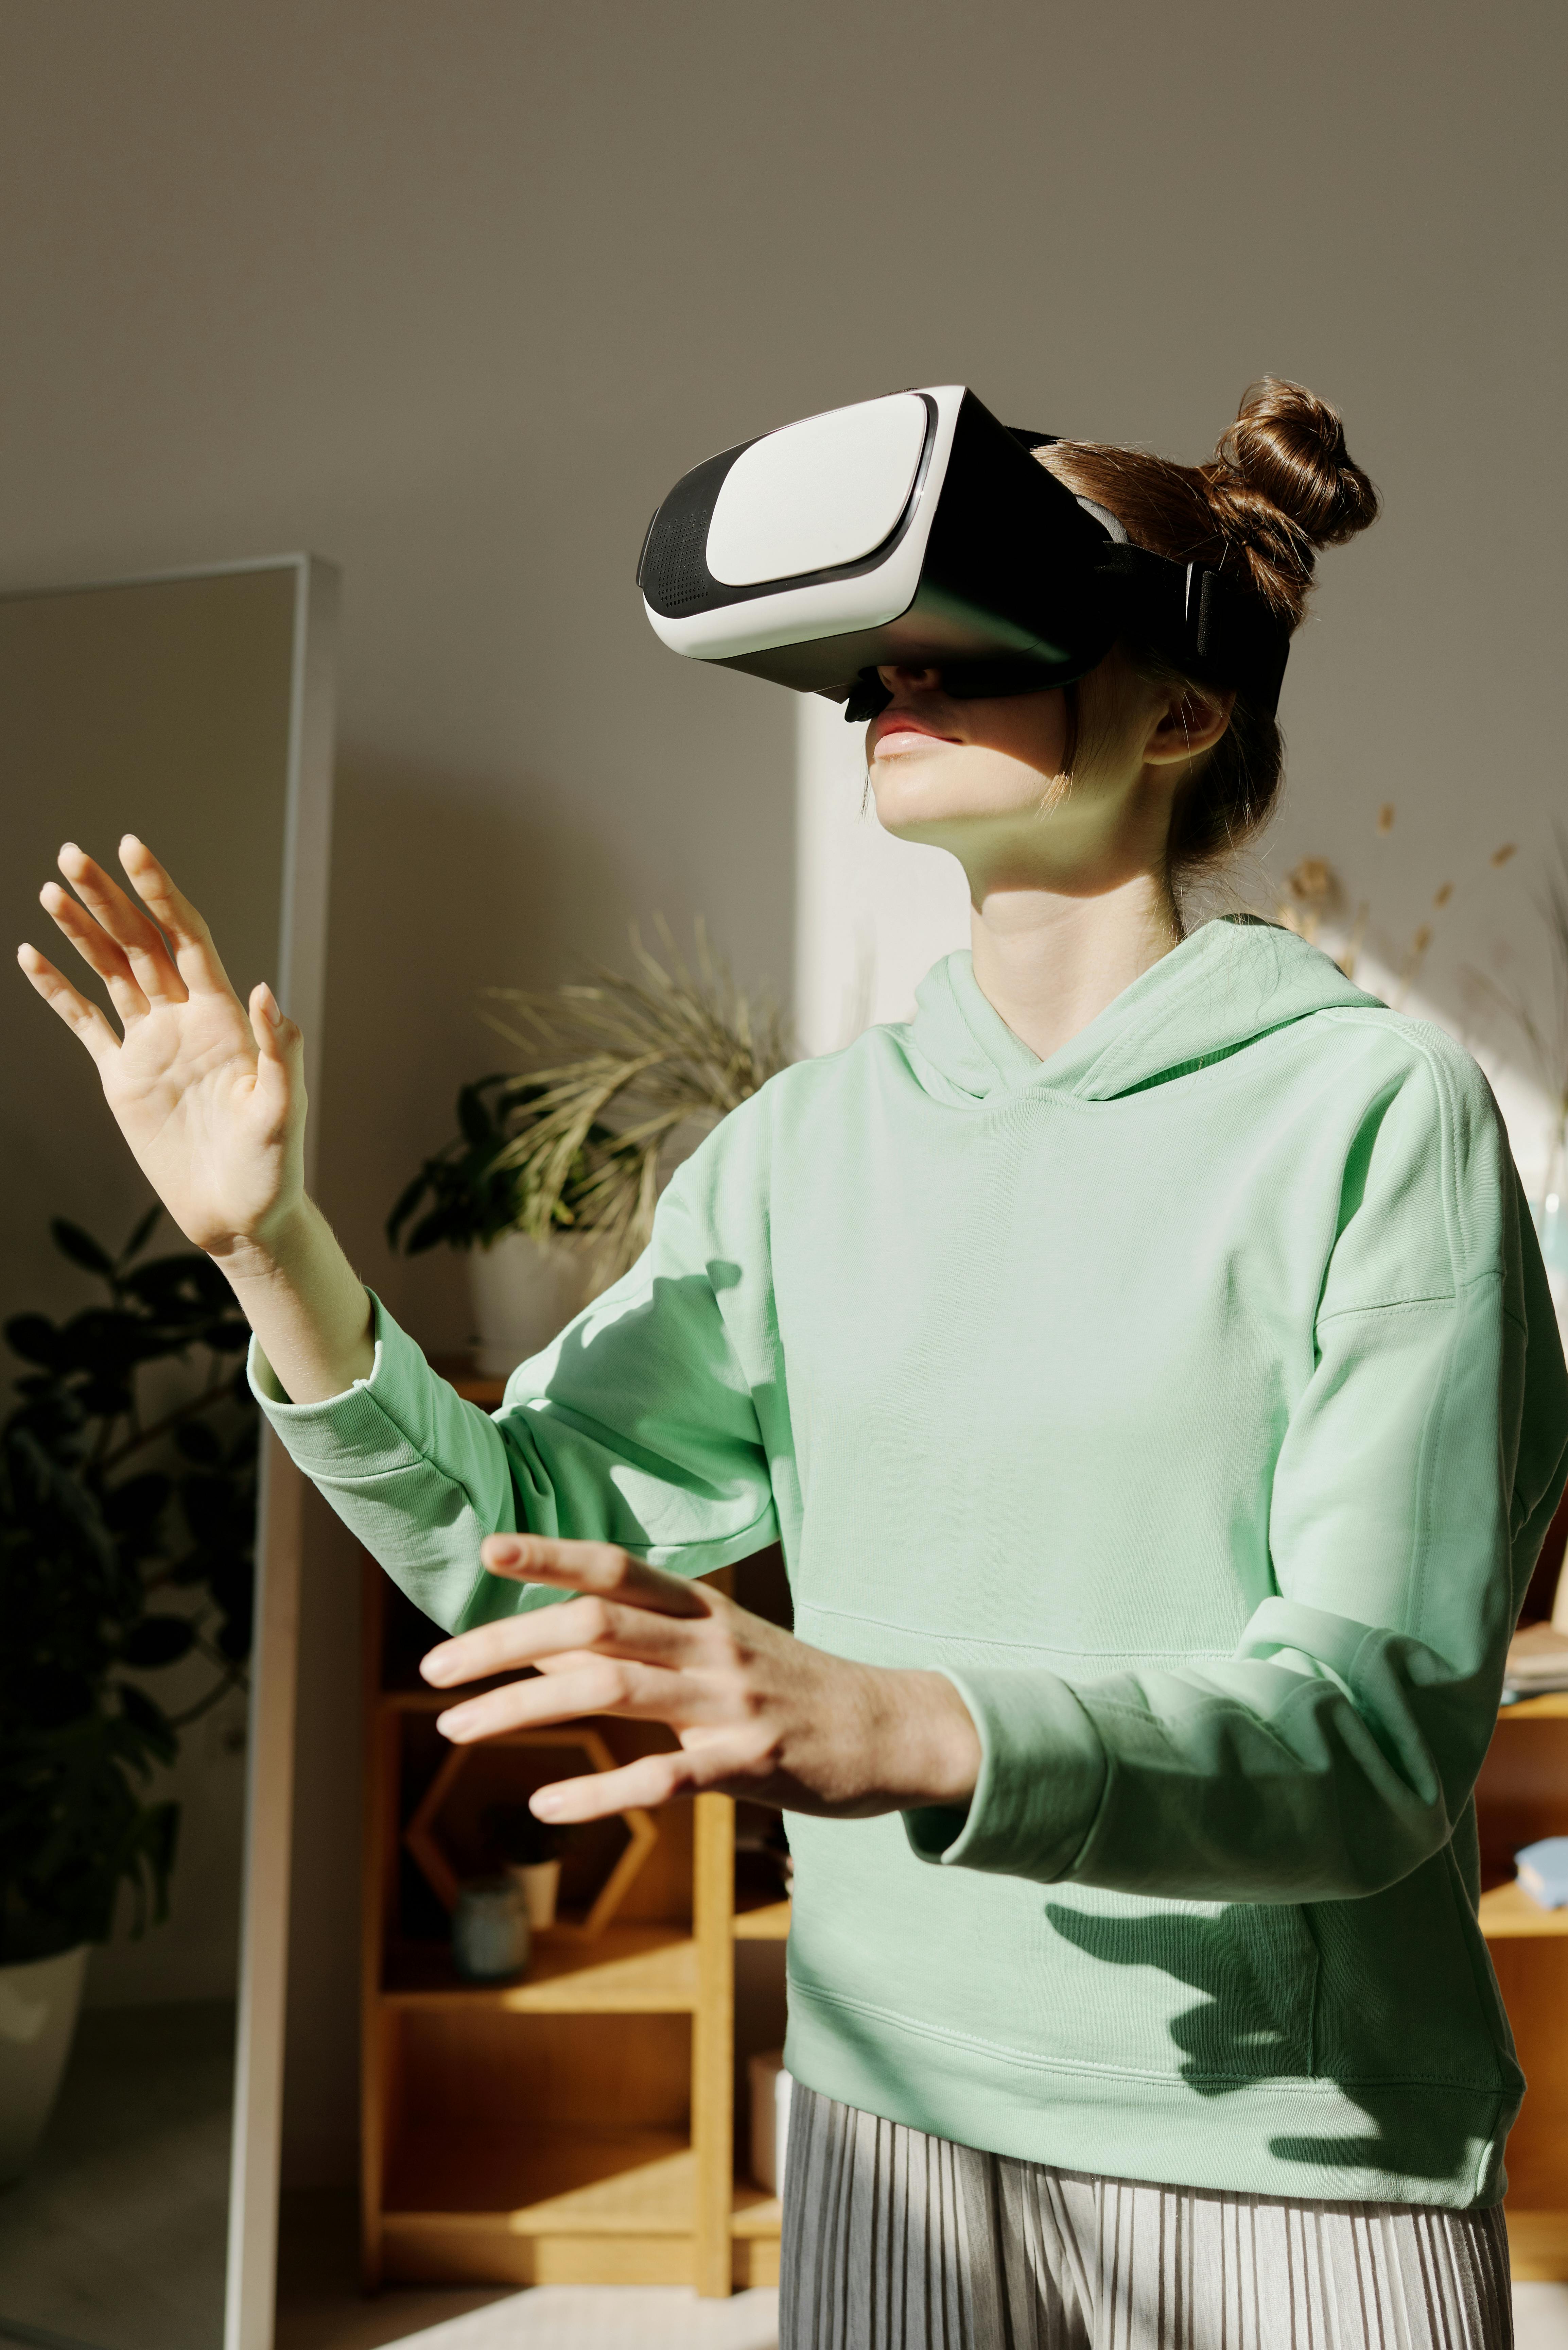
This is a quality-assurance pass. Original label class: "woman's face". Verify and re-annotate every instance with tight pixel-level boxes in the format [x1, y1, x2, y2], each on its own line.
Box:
[864, 658, 1213, 900]
[865, 667, 1072, 834]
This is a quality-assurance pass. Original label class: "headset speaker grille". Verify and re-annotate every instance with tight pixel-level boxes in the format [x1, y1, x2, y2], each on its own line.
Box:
[643, 508, 713, 610]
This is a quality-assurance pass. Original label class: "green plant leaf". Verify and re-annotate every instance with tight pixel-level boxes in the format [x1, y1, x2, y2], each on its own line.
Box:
[174, 1422, 223, 1466]
[458, 1080, 502, 1149]
[51, 1219, 116, 1277]
[120, 1615, 197, 1669]
[214, 1610, 253, 1663]
[4, 1313, 64, 1368]
[117, 1682, 178, 1766]
[78, 1381, 134, 1420]
[141, 1801, 180, 1917]
[103, 1472, 172, 1534]
[118, 1203, 164, 1267]
[59, 1307, 165, 1376]
[385, 1168, 430, 1249]
[406, 1203, 464, 1255]
[3, 1208, 261, 1962]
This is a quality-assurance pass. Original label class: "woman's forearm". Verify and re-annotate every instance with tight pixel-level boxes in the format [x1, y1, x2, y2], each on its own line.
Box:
[217, 1198, 375, 1404]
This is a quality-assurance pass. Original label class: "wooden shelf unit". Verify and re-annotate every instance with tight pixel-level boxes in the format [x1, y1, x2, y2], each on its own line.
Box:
[361, 1557, 791, 2296]
[1476, 1687, 1568, 2279]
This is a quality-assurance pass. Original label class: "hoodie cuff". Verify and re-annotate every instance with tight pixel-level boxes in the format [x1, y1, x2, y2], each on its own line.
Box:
[247, 1291, 433, 1478]
[903, 1666, 1108, 1882]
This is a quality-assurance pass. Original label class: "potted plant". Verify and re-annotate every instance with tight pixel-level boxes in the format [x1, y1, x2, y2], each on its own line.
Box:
[0, 1210, 256, 2180]
[480, 921, 789, 1284]
[389, 926, 791, 1369]
[386, 1076, 600, 1376]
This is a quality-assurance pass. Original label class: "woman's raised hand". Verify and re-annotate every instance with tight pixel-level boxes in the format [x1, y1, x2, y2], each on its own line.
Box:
[17, 837, 306, 1273]
[419, 1536, 983, 1824]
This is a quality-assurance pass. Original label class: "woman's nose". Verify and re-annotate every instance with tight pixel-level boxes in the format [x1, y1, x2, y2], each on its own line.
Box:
[875, 664, 942, 693]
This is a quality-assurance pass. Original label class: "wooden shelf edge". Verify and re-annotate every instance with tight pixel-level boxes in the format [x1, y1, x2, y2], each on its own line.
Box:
[380, 1924, 700, 2010]
[385, 2127, 697, 2236]
[384, 2209, 695, 2241]
[1505, 2209, 1568, 2280]
[733, 1898, 791, 1940]
[731, 2186, 782, 2238]
[1479, 1882, 1568, 1939]
[1497, 1693, 1568, 1720]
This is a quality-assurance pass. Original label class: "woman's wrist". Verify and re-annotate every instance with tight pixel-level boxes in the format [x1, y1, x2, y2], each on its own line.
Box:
[206, 1197, 316, 1289]
[215, 1198, 375, 1403]
[866, 1667, 982, 1812]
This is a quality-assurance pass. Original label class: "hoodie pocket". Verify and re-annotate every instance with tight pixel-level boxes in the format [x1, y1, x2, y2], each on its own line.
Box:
[1042, 1892, 1320, 2086]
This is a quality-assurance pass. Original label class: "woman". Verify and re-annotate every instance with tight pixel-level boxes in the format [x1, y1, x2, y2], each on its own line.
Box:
[20, 380, 1566, 2349]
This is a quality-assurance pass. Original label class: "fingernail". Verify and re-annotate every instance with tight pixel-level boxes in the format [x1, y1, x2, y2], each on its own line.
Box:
[258, 984, 279, 1023]
[532, 1790, 564, 1819]
[420, 1648, 453, 1685]
[437, 1706, 474, 1740]
[486, 1538, 524, 1571]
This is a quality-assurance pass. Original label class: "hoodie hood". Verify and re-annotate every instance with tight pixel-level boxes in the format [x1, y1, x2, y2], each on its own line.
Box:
[901, 917, 1383, 1104]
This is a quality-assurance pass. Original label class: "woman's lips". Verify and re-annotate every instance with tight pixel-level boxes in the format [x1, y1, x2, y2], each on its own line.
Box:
[870, 711, 961, 756]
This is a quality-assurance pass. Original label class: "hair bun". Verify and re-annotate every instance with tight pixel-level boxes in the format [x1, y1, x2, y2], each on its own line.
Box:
[1211, 377, 1379, 555]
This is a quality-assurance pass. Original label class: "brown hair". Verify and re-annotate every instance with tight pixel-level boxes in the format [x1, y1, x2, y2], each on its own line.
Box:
[1038, 378, 1379, 879]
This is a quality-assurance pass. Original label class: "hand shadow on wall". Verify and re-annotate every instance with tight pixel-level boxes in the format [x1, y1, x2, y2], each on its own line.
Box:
[1045, 1902, 1479, 2188]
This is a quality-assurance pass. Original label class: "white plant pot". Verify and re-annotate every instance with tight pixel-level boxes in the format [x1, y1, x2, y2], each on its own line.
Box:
[466, 1232, 587, 1381]
[0, 1944, 89, 2185]
[508, 1860, 562, 1931]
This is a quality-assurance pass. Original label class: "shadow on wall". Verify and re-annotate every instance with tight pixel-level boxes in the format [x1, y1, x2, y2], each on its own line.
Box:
[316, 752, 640, 1354]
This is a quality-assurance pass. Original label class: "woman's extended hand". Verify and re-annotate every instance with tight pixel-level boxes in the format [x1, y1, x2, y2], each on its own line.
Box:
[18, 836, 373, 1401]
[420, 1534, 983, 1824]
[17, 837, 305, 1271]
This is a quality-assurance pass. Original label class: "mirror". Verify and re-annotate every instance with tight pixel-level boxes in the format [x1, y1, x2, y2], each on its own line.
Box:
[0, 558, 336, 2350]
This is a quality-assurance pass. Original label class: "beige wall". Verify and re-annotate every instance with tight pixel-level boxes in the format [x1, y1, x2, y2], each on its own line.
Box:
[3, 0, 1563, 2184]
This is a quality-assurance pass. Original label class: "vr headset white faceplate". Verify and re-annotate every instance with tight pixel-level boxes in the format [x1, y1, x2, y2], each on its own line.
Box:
[638, 386, 1290, 716]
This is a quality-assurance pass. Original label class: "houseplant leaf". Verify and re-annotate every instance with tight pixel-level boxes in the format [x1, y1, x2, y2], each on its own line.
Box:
[50, 1219, 116, 1277]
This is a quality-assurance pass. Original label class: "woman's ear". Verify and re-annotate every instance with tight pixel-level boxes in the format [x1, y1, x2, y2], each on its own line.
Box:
[1143, 685, 1235, 770]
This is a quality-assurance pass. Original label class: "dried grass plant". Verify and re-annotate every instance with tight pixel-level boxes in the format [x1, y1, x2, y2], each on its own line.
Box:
[1464, 825, 1568, 1188]
[480, 923, 792, 1287]
[1275, 804, 1516, 1005]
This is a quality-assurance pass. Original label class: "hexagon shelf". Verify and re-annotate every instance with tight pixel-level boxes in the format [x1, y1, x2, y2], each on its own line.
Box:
[404, 1726, 659, 1939]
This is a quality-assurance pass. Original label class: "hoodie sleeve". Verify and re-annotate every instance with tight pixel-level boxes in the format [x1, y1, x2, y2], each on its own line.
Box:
[249, 1160, 779, 1635]
[908, 1039, 1568, 1901]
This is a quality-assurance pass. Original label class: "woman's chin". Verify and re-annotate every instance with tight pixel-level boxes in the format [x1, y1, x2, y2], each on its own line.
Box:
[871, 779, 1043, 843]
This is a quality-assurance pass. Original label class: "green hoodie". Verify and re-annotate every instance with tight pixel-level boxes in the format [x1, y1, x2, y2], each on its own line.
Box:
[255, 918, 1568, 2208]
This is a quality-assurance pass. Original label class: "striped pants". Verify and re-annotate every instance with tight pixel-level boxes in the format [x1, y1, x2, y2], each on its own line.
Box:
[779, 2087, 1513, 2350]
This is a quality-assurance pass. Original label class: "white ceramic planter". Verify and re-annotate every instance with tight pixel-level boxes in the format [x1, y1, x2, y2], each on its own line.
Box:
[466, 1231, 587, 1380]
[0, 1943, 89, 2184]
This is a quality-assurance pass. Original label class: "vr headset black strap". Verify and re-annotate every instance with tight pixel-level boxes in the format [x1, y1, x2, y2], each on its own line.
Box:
[1092, 544, 1290, 716]
[1008, 422, 1291, 716]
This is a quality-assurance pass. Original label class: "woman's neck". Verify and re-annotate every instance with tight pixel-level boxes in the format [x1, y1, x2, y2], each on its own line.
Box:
[968, 871, 1181, 1063]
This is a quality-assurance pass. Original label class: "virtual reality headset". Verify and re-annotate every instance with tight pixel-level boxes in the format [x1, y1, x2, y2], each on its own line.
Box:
[638, 386, 1291, 721]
